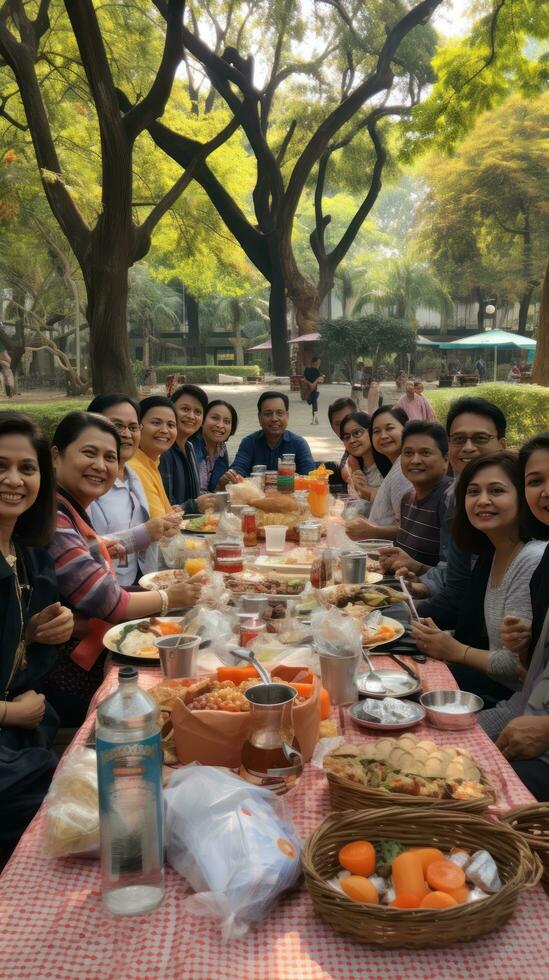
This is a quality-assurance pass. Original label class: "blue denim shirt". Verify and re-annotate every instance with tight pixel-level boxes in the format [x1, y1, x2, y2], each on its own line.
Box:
[231, 429, 315, 476]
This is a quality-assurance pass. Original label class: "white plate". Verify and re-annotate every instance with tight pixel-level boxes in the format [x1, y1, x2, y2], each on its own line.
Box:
[348, 698, 425, 731]
[180, 515, 219, 534]
[319, 574, 386, 604]
[356, 668, 421, 700]
[251, 555, 312, 576]
[361, 615, 405, 649]
[138, 570, 188, 591]
[103, 617, 185, 657]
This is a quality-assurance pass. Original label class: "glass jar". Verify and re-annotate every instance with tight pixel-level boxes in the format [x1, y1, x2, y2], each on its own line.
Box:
[297, 520, 322, 546]
[277, 454, 296, 494]
[241, 506, 257, 547]
[251, 465, 267, 493]
[308, 473, 329, 517]
[264, 470, 278, 496]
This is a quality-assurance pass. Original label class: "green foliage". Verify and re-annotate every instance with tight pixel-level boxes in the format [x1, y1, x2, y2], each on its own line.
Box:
[415, 94, 548, 308]
[0, 400, 88, 440]
[426, 383, 549, 445]
[402, 0, 549, 157]
[154, 364, 260, 383]
[319, 315, 416, 381]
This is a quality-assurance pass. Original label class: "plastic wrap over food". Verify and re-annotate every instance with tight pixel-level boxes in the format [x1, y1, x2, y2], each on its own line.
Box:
[43, 747, 99, 858]
[360, 697, 418, 723]
[311, 605, 362, 658]
[165, 766, 301, 940]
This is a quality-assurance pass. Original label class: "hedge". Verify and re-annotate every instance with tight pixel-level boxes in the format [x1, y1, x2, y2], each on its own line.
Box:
[0, 399, 88, 441]
[426, 383, 549, 446]
[154, 364, 261, 383]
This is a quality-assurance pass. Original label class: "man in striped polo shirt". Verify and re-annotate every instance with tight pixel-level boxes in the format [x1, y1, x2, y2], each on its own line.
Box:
[394, 421, 452, 570]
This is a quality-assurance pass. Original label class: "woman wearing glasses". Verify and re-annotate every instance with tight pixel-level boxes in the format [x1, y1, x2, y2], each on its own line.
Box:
[340, 412, 382, 511]
[159, 385, 217, 513]
[87, 394, 181, 585]
[0, 412, 74, 855]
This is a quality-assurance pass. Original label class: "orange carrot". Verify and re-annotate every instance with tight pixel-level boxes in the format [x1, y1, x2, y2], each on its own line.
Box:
[389, 893, 421, 909]
[391, 851, 427, 901]
[289, 682, 331, 719]
[410, 848, 445, 874]
[420, 891, 458, 909]
[426, 860, 465, 894]
[216, 667, 257, 684]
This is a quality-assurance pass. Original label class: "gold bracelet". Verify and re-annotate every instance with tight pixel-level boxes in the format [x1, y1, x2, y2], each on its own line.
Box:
[462, 646, 470, 664]
[158, 589, 169, 617]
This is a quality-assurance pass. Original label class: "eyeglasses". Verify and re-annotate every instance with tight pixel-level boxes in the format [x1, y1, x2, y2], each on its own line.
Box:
[112, 422, 139, 434]
[342, 428, 366, 442]
[449, 433, 498, 447]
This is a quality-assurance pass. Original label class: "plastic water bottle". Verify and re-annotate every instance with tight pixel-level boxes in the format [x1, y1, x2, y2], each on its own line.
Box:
[96, 666, 164, 915]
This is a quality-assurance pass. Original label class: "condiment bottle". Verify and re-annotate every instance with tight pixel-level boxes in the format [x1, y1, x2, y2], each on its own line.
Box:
[241, 506, 257, 547]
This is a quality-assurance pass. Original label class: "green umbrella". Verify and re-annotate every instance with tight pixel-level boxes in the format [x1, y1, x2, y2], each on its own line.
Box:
[439, 329, 536, 382]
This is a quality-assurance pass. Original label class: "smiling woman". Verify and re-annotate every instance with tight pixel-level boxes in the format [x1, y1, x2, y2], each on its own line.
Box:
[128, 396, 178, 518]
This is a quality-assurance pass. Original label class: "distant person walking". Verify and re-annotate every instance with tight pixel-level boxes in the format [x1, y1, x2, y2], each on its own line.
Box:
[303, 356, 325, 425]
[475, 357, 486, 382]
[396, 379, 436, 422]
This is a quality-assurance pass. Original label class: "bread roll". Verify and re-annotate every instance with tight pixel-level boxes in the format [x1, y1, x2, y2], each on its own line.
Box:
[252, 494, 299, 514]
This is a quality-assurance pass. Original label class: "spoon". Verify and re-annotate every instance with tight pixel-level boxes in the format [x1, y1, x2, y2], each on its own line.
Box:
[362, 652, 387, 694]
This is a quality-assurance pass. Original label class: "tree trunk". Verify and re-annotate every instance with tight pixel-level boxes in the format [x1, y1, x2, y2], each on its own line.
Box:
[518, 286, 533, 336]
[230, 299, 244, 365]
[268, 266, 290, 376]
[532, 260, 549, 386]
[85, 254, 136, 395]
[185, 291, 200, 364]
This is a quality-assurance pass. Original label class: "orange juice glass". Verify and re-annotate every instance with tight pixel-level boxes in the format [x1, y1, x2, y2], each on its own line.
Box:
[308, 476, 329, 517]
[185, 557, 207, 577]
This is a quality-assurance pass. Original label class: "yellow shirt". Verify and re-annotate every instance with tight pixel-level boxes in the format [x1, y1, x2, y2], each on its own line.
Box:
[128, 448, 171, 518]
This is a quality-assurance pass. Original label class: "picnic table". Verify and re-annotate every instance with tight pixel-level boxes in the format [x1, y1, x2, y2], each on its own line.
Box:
[1, 650, 548, 980]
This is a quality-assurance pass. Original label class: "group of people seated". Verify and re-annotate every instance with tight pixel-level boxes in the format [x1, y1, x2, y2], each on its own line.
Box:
[1, 381, 548, 861]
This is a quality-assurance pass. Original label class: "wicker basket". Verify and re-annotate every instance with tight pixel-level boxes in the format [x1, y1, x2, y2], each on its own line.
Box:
[302, 806, 542, 948]
[501, 804, 549, 889]
[325, 766, 496, 814]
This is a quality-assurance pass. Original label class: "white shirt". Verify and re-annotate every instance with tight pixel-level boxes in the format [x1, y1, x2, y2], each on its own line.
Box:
[90, 465, 156, 586]
[369, 457, 412, 526]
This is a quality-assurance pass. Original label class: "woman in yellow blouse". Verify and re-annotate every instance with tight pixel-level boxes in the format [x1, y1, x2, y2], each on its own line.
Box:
[128, 396, 179, 518]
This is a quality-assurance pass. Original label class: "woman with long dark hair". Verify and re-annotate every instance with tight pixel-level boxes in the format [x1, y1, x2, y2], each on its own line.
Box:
[345, 405, 411, 540]
[0, 412, 74, 855]
[192, 399, 239, 492]
[412, 453, 545, 692]
[478, 435, 549, 800]
[43, 412, 201, 726]
[339, 411, 382, 508]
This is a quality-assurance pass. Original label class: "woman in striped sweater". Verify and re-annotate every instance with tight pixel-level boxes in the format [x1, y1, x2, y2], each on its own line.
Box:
[41, 412, 201, 726]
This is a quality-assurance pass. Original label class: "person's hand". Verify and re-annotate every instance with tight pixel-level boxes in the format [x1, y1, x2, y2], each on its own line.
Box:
[146, 516, 168, 542]
[216, 469, 242, 489]
[10, 690, 46, 728]
[411, 617, 461, 661]
[496, 716, 549, 760]
[351, 471, 372, 500]
[197, 494, 218, 513]
[104, 539, 127, 563]
[501, 615, 531, 662]
[345, 517, 375, 540]
[379, 547, 423, 575]
[167, 578, 202, 610]
[26, 603, 74, 646]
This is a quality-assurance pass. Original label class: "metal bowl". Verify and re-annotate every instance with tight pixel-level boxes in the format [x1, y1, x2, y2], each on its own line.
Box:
[420, 690, 484, 731]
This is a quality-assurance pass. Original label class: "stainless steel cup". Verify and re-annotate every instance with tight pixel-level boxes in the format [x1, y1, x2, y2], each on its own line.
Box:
[214, 491, 230, 512]
[240, 595, 270, 615]
[340, 552, 367, 584]
[155, 634, 200, 679]
[318, 651, 360, 705]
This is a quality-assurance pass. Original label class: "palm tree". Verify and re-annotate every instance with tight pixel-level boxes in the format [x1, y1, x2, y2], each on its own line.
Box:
[353, 258, 453, 327]
[212, 294, 269, 364]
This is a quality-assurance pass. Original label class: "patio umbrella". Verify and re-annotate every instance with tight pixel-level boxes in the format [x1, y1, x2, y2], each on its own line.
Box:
[439, 329, 536, 382]
[416, 334, 440, 347]
[246, 340, 272, 351]
[287, 332, 321, 344]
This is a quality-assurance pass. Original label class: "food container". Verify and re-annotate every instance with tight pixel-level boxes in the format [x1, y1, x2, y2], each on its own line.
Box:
[251, 465, 267, 492]
[242, 506, 257, 547]
[301, 807, 542, 949]
[420, 690, 484, 731]
[239, 595, 270, 616]
[214, 540, 243, 560]
[214, 555, 244, 574]
[298, 520, 322, 546]
[239, 617, 267, 648]
[264, 470, 278, 495]
[277, 455, 296, 494]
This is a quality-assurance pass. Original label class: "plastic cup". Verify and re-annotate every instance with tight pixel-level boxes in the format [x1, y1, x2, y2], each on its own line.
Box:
[264, 525, 287, 554]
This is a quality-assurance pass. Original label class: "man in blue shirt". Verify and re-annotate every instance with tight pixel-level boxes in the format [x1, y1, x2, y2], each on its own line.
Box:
[231, 391, 315, 476]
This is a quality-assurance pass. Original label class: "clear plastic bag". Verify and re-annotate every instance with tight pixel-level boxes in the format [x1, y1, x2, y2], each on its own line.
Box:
[43, 747, 99, 858]
[311, 605, 362, 657]
[165, 766, 301, 940]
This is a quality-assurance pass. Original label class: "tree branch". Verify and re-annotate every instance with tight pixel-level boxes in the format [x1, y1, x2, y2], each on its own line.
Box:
[123, 0, 184, 142]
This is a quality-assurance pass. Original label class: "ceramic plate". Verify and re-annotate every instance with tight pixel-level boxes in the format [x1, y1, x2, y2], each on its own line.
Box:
[103, 617, 185, 657]
[356, 667, 421, 700]
[138, 570, 188, 591]
[180, 514, 219, 534]
[361, 615, 405, 650]
[348, 698, 425, 731]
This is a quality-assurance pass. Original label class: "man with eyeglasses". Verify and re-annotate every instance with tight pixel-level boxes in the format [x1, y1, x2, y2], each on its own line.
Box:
[232, 391, 315, 476]
[380, 397, 507, 626]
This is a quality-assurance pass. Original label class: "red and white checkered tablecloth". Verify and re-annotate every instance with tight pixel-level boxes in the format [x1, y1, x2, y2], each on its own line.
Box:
[1, 658, 548, 980]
